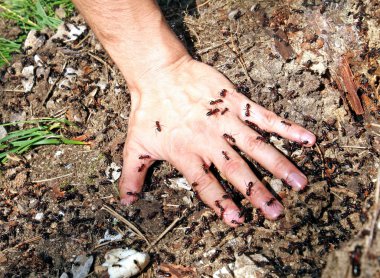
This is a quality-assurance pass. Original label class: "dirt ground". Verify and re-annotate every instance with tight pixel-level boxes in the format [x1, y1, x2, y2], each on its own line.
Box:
[0, 0, 380, 277]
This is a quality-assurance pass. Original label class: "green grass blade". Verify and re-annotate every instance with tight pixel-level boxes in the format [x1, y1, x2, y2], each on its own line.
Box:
[0, 127, 46, 144]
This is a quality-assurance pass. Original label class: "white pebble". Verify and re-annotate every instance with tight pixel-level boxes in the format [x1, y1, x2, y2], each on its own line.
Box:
[102, 248, 150, 278]
[35, 212, 44, 221]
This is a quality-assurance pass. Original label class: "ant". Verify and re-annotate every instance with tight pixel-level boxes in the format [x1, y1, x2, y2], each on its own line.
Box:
[245, 103, 251, 117]
[266, 197, 276, 206]
[246, 181, 254, 196]
[138, 155, 150, 159]
[231, 220, 243, 226]
[223, 133, 236, 143]
[155, 121, 162, 132]
[220, 89, 227, 97]
[137, 164, 145, 172]
[221, 108, 229, 115]
[192, 182, 199, 187]
[202, 163, 209, 174]
[126, 191, 140, 197]
[245, 119, 259, 129]
[222, 151, 230, 160]
[256, 136, 269, 143]
[210, 99, 223, 105]
[303, 115, 317, 124]
[222, 194, 231, 199]
[350, 245, 362, 277]
[206, 108, 220, 116]
[281, 120, 292, 126]
[215, 200, 225, 219]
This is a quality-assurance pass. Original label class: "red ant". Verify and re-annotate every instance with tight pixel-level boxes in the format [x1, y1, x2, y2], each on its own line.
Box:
[192, 182, 199, 187]
[246, 181, 254, 196]
[138, 155, 151, 159]
[256, 136, 269, 143]
[215, 200, 225, 219]
[231, 220, 243, 226]
[245, 103, 251, 117]
[223, 133, 236, 143]
[126, 191, 140, 197]
[221, 108, 229, 115]
[245, 119, 258, 129]
[202, 163, 209, 174]
[222, 151, 230, 160]
[155, 121, 162, 132]
[210, 99, 223, 105]
[266, 197, 276, 206]
[281, 120, 292, 126]
[137, 164, 145, 172]
[220, 89, 227, 97]
[206, 108, 220, 116]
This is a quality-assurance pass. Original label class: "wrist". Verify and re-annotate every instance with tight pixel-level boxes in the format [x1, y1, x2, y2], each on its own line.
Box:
[101, 11, 190, 90]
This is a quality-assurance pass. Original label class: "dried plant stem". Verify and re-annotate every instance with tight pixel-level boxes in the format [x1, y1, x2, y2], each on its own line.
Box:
[102, 205, 150, 246]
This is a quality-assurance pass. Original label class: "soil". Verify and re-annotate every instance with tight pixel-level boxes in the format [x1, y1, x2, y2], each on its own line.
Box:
[0, 0, 380, 277]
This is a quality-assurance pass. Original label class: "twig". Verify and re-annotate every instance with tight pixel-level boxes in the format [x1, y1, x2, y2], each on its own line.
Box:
[101, 205, 151, 246]
[71, 32, 91, 49]
[330, 187, 357, 199]
[87, 52, 115, 74]
[227, 33, 254, 86]
[93, 239, 123, 250]
[370, 123, 380, 128]
[197, 38, 231, 55]
[3, 89, 27, 92]
[31, 172, 73, 183]
[340, 145, 369, 149]
[145, 209, 188, 252]
[197, 0, 212, 8]
[43, 61, 68, 105]
[0, 236, 41, 254]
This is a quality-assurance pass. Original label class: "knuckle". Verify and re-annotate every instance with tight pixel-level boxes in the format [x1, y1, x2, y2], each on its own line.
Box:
[263, 110, 278, 128]
[195, 174, 215, 195]
[250, 183, 265, 199]
[223, 159, 244, 177]
[272, 157, 288, 173]
[246, 135, 266, 153]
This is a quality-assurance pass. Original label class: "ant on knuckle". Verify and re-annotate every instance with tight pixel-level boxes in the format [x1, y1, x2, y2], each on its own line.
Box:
[246, 136, 264, 152]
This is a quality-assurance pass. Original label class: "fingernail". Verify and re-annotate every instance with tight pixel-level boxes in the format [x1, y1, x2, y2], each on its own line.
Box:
[301, 132, 316, 145]
[287, 172, 308, 190]
[264, 200, 284, 220]
[224, 209, 244, 225]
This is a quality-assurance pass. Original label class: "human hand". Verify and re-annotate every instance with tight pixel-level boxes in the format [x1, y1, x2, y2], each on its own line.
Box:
[118, 57, 316, 227]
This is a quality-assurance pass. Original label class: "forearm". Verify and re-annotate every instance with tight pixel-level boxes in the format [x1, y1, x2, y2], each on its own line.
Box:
[72, 0, 190, 89]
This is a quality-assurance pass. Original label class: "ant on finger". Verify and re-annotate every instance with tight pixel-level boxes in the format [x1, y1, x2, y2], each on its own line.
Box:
[155, 121, 162, 132]
[245, 103, 251, 117]
[206, 108, 220, 116]
[222, 151, 230, 160]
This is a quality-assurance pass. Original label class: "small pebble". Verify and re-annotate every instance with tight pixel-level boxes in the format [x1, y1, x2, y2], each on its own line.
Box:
[228, 9, 241, 21]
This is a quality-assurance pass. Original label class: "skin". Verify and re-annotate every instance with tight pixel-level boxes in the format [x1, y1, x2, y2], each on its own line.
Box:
[72, 0, 316, 227]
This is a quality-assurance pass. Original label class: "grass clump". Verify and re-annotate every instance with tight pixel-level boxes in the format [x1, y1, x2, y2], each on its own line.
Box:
[0, 37, 21, 65]
[0, 118, 89, 164]
[0, 0, 75, 66]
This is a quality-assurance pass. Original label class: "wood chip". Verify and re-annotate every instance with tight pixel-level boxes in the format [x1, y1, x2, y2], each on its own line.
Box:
[337, 56, 364, 115]
[273, 29, 295, 61]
